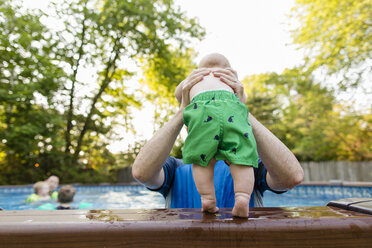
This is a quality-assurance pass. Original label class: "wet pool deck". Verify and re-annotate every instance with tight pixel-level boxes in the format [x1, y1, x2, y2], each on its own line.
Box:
[0, 198, 372, 248]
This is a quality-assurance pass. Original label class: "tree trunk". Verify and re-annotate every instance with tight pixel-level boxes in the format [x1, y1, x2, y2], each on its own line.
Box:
[72, 44, 121, 165]
[65, 14, 87, 154]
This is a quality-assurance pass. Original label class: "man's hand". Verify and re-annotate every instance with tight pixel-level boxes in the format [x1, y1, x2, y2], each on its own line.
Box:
[179, 68, 211, 109]
[212, 68, 247, 103]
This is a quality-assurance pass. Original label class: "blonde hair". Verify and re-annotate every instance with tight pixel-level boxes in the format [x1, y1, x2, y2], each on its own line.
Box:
[33, 181, 48, 194]
[46, 175, 59, 183]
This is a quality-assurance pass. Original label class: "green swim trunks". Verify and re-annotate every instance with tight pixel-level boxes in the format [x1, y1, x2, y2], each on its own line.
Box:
[183, 90, 259, 168]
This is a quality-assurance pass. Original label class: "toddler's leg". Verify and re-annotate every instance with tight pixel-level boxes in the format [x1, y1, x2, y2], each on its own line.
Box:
[192, 158, 219, 213]
[230, 164, 254, 218]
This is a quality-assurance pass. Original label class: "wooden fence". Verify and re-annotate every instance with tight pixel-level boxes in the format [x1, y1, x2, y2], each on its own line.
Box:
[301, 161, 372, 182]
[116, 161, 372, 183]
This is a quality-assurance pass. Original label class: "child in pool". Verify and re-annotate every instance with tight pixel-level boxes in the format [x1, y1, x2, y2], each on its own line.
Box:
[175, 53, 258, 218]
[56, 185, 76, 210]
[26, 181, 51, 202]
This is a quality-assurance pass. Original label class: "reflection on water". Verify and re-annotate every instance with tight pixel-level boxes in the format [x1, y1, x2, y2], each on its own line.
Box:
[83, 206, 370, 223]
[0, 186, 165, 210]
[85, 190, 164, 209]
[86, 209, 125, 222]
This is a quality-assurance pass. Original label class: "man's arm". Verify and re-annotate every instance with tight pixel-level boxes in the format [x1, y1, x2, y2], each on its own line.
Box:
[249, 113, 304, 191]
[132, 110, 184, 189]
[132, 68, 210, 189]
[175, 82, 183, 104]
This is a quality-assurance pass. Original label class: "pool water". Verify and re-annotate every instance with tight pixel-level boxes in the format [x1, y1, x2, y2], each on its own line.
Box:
[0, 185, 165, 211]
[0, 185, 371, 211]
[263, 185, 372, 207]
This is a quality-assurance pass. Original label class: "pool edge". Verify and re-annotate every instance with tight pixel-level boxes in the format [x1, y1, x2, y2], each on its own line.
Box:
[1, 206, 372, 248]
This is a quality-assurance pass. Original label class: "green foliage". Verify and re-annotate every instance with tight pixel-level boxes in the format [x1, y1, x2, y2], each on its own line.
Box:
[0, 0, 204, 184]
[141, 48, 199, 107]
[0, 0, 67, 184]
[325, 108, 372, 161]
[169, 135, 184, 158]
[140, 48, 199, 132]
[285, 0, 372, 160]
[140, 48, 200, 156]
[2, 0, 370, 186]
[243, 68, 372, 161]
[55, 0, 204, 166]
[291, 0, 372, 88]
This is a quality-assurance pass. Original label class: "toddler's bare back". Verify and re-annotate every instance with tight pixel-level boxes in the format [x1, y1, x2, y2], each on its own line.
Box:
[189, 74, 233, 100]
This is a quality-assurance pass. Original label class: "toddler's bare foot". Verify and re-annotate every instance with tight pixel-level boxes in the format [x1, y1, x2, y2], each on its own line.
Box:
[232, 193, 250, 218]
[201, 197, 219, 213]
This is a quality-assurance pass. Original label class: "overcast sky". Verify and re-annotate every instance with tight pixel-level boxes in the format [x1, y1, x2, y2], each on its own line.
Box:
[175, 0, 302, 77]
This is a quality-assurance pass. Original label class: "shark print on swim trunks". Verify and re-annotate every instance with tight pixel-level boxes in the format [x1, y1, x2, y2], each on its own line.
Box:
[182, 90, 258, 168]
[204, 116, 213, 122]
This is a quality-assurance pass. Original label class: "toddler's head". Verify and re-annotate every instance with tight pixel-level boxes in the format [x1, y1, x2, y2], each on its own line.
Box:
[33, 181, 50, 197]
[58, 185, 76, 204]
[198, 53, 231, 69]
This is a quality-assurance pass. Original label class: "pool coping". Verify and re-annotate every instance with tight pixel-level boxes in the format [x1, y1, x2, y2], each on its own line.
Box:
[301, 181, 372, 187]
[0, 206, 372, 248]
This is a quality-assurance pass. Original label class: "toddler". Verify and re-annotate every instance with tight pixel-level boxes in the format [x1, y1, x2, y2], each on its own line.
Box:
[175, 53, 258, 217]
[26, 181, 51, 202]
[56, 185, 76, 210]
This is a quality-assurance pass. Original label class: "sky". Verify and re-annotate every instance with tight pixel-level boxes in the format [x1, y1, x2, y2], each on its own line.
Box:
[26, 0, 303, 153]
[175, 0, 302, 76]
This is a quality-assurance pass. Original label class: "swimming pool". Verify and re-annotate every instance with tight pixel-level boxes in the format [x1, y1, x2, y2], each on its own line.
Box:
[0, 185, 165, 210]
[263, 184, 372, 207]
[0, 184, 371, 211]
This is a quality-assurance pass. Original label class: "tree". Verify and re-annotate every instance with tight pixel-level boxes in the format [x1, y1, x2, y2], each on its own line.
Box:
[52, 0, 205, 168]
[0, 0, 66, 184]
[0, 0, 205, 184]
[244, 67, 372, 161]
[243, 68, 339, 161]
[243, 73, 281, 134]
[140, 48, 201, 157]
[140, 48, 199, 127]
[287, 0, 372, 161]
[325, 107, 372, 161]
[290, 0, 372, 89]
